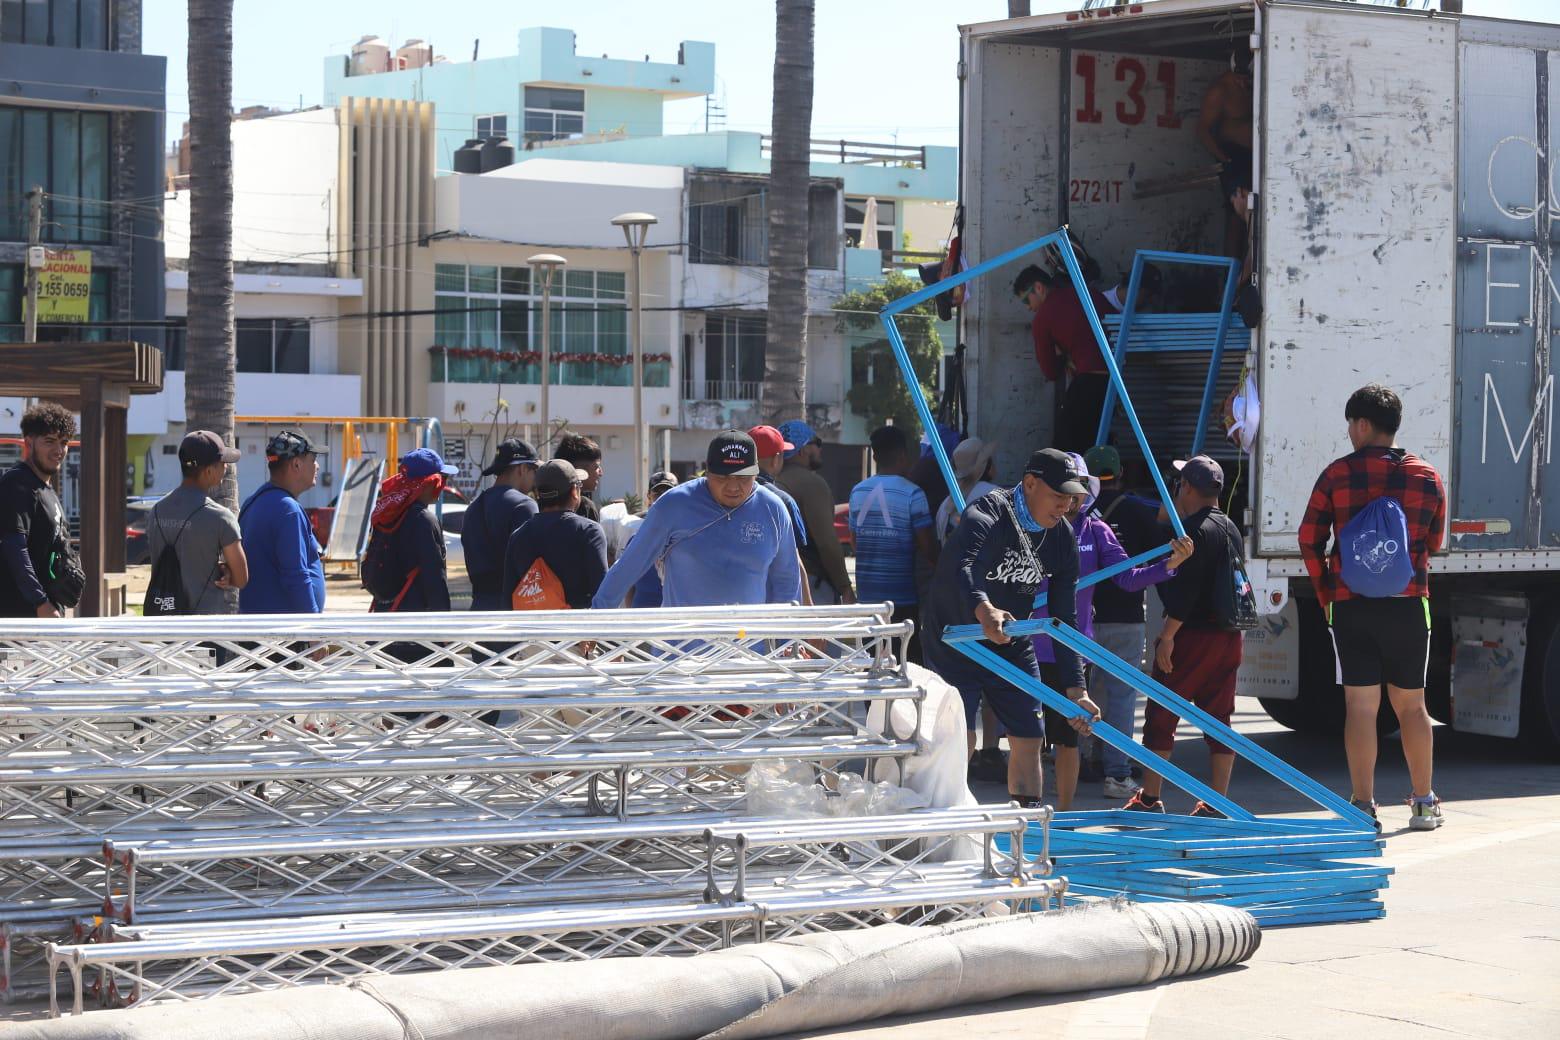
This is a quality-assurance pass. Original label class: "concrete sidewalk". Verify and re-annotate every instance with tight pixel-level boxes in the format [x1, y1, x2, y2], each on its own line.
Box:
[785, 704, 1560, 1039]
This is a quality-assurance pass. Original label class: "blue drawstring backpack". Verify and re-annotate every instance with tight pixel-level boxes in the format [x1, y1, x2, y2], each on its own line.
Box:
[1339, 497, 1414, 597]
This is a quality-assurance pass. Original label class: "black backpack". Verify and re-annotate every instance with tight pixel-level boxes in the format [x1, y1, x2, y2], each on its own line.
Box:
[360, 521, 419, 609]
[1211, 516, 1258, 632]
[143, 502, 214, 617]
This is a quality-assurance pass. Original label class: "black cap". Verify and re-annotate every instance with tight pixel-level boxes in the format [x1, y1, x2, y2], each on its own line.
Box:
[1173, 455, 1225, 494]
[178, 430, 240, 472]
[706, 430, 759, 477]
[483, 437, 539, 476]
[534, 459, 585, 502]
[264, 430, 324, 463]
[1025, 447, 1089, 496]
[648, 470, 679, 494]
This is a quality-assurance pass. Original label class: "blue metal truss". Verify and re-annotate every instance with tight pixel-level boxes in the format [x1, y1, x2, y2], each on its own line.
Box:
[875, 228, 1386, 925]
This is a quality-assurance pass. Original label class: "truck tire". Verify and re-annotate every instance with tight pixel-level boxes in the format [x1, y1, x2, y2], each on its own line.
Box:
[1520, 604, 1560, 758]
[1258, 694, 1329, 734]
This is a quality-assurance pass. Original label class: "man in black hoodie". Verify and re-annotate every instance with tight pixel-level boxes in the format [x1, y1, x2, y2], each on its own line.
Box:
[921, 448, 1101, 806]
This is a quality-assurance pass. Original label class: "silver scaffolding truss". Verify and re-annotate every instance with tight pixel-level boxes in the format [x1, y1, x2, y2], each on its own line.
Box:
[0, 607, 1058, 1013]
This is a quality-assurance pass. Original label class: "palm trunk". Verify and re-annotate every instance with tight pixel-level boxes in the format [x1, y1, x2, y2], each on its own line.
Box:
[760, 0, 815, 425]
[185, 0, 237, 510]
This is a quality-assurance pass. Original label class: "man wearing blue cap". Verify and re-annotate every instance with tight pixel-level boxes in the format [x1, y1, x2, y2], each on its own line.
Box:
[363, 448, 459, 614]
[775, 420, 855, 604]
[241, 430, 328, 615]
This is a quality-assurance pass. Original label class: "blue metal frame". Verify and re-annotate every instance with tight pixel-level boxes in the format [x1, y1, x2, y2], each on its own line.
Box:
[878, 231, 1185, 540]
[1094, 249, 1241, 457]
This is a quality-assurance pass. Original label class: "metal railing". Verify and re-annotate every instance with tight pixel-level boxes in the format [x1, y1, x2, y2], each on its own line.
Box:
[759, 136, 927, 169]
[682, 378, 762, 401]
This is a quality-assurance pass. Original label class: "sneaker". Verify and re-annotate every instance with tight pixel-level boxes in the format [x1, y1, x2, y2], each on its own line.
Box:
[1348, 796, 1382, 832]
[1123, 789, 1165, 813]
[1407, 793, 1444, 831]
[1189, 801, 1225, 819]
[1102, 775, 1136, 799]
[969, 747, 1007, 784]
[1010, 793, 1046, 810]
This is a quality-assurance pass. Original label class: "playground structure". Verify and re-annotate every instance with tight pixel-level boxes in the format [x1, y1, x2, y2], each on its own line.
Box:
[881, 229, 1388, 923]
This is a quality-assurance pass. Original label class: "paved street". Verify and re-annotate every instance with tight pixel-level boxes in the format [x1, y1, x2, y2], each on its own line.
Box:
[790, 701, 1560, 1040]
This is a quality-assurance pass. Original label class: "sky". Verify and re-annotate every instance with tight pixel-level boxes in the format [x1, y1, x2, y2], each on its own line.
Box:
[144, 0, 1560, 149]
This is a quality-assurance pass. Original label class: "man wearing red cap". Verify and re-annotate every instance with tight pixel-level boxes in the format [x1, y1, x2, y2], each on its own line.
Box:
[750, 425, 815, 606]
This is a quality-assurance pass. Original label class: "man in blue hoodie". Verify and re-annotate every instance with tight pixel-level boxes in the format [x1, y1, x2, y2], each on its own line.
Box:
[239, 430, 327, 614]
[593, 431, 801, 609]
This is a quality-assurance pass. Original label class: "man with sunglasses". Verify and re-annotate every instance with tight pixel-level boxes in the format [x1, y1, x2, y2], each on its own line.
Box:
[1014, 265, 1115, 453]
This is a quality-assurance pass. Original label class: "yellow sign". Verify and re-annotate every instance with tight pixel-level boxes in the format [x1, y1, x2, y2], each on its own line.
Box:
[29, 249, 93, 324]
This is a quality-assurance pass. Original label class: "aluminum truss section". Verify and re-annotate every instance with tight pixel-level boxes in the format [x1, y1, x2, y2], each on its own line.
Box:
[0, 605, 908, 697]
[100, 807, 1042, 925]
[51, 869, 1067, 1013]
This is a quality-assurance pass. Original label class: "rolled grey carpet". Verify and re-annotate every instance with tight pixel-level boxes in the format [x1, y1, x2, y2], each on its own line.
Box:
[16, 902, 1259, 1040]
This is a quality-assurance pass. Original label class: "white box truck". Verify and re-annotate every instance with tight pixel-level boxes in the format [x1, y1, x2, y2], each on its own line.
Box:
[957, 0, 1560, 751]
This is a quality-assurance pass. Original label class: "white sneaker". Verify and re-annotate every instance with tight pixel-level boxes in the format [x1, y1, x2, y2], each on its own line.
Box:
[1103, 775, 1136, 799]
[1407, 794, 1444, 831]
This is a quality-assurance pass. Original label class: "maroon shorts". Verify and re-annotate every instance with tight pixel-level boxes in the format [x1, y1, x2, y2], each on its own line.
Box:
[1143, 627, 1243, 754]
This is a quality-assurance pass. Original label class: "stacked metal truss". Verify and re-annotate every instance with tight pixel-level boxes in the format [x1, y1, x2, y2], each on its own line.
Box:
[0, 606, 1061, 1013]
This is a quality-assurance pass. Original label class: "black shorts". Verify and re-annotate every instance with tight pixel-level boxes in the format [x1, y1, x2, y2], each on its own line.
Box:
[1038, 662, 1080, 748]
[921, 603, 1046, 741]
[1330, 596, 1431, 690]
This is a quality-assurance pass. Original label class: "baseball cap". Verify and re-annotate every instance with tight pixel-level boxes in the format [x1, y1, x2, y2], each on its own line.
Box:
[1024, 447, 1088, 496]
[483, 437, 539, 476]
[777, 420, 816, 459]
[706, 430, 760, 477]
[178, 430, 240, 472]
[748, 425, 794, 459]
[648, 470, 679, 494]
[264, 430, 325, 464]
[534, 459, 585, 502]
[1173, 455, 1225, 494]
[1084, 445, 1123, 481]
[400, 447, 459, 480]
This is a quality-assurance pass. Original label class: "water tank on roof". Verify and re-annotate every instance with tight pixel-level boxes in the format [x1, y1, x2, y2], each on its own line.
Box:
[453, 139, 485, 174]
[396, 39, 433, 70]
[350, 35, 390, 76]
[480, 137, 515, 173]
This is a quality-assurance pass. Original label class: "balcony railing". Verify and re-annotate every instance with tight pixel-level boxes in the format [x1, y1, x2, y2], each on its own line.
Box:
[759, 136, 927, 169]
[683, 378, 761, 401]
[429, 347, 670, 388]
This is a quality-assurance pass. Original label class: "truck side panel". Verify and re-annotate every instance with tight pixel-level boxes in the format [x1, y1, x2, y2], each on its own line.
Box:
[964, 39, 1064, 478]
[1256, 6, 1456, 553]
[1454, 40, 1558, 552]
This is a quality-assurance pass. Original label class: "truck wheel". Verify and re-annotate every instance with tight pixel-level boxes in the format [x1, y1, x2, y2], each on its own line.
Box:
[1425, 613, 1454, 725]
[1259, 694, 1329, 734]
[1520, 604, 1560, 758]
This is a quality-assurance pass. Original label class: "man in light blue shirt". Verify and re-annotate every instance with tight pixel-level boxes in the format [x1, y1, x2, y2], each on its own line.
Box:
[593, 431, 801, 609]
[849, 425, 938, 662]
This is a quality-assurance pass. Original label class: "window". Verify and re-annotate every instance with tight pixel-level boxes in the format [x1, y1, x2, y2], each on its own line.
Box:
[0, 261, 110, 341]
[475, 114, 507, 141]
[688, 177, 839, 270]
[159, 318, 310, 373]
[844, 197, 896, 251]
[1, 0, 114, 49]
[522, 86, 584, 144]
[431, 264, 640, 386]
[697, 314, 766, 400]
[0, 106, 112, 242]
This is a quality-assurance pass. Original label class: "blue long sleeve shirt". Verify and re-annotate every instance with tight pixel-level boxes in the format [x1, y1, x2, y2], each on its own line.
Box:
[592, 479, 801, 609]
[239, 483, 326, 614]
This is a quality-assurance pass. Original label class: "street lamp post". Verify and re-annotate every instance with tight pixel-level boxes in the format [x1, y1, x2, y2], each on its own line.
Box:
[527, 253, 566, 450]
[612, 212, 658, 501]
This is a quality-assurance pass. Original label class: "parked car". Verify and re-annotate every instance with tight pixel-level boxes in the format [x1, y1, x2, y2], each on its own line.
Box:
[125, 497, 157, 566]
[438, 498, 468, 573]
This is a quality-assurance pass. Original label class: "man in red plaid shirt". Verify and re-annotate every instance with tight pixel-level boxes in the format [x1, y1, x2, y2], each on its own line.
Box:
[1299, 385, 1447, 831]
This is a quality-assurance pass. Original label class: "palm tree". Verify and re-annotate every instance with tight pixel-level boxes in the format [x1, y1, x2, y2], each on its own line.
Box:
[185, 0, 237, 509]
[760, 0, 815, 425]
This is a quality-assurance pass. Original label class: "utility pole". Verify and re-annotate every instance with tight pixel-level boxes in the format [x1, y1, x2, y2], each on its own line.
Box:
[528, 253, 566, 450]
[612, 213, 658, 500]
[23, 186, 44, 342]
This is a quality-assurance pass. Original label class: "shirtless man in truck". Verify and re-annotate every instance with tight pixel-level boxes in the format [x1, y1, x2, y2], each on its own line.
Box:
[1197, 42, 1254, 265]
